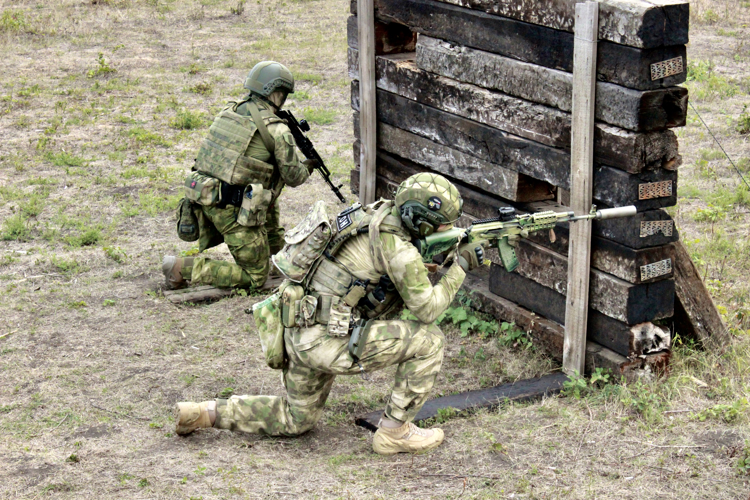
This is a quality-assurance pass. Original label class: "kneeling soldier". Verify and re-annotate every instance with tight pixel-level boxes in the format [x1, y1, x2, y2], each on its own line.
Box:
[164, 61, 313, 290]
[175, 173, 486, 455]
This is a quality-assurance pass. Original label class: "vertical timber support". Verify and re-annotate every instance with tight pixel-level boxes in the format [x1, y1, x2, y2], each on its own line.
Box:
[358, 0, 377, 205]
[563, 2, 599, 376]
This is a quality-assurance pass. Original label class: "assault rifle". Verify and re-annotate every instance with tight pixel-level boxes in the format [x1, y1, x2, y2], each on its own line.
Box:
[277, 110, 346, 204]
[414, 205, 637, 272]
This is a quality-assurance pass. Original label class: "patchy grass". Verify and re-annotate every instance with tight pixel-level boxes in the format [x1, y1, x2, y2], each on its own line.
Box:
[0, 0, 746, 499]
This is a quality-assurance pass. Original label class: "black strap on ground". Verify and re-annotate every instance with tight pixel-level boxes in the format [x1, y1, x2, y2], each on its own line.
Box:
[355, 371, 570, 432]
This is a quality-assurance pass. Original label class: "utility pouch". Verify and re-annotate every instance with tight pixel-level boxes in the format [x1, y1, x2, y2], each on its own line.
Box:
[251, 292, 286, 369]
[348, 318, 372, 362]
[185, 171, 222, 206]
[176, 197, 200, 242]
[236, 183, 272, 227]
[328, 296, 357, 337]
[272, 201, 334, 283]
[280, 281, 305, 328]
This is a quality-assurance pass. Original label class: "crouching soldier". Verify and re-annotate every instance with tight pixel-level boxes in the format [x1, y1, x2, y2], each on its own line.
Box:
[164, 61, 314, 290]
[174, 173, 486, 455]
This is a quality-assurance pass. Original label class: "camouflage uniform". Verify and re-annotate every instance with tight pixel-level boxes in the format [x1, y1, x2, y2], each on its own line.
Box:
[215, 203, 466, 435]
[187, 98, 310, 289]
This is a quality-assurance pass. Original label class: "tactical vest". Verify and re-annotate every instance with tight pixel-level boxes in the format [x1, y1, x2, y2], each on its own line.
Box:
[273, 200, 411, 333]
[194, 98, 281, 189]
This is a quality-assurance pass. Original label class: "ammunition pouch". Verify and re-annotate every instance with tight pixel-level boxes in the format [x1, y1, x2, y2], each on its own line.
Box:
[272, 201, 333, 282]
[176, 197, 200, 242]
[185, 171, 222, 206]
[236, 183, 272, 227]
[251, 291, 286, 369]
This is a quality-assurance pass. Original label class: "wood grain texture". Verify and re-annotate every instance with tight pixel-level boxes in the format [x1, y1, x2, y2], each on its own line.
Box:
[527, 228, 675, 284]
[358, 0, 377, 205]
[673, 240, 732, 348]
[465, 268, 672, 374]
[351, 0, 686, 89]
[508, 239, 675, 324]
[564, 2, 598, 376]
[489, 262, 673, 356]
[348, 50, 681, 173]
[351, 0, 689, 49]
[350, 90, 677, 211]
[416, 36, 688, 132]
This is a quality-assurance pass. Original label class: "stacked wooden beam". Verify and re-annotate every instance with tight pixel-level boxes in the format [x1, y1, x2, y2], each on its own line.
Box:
[348, 0, 690, 376]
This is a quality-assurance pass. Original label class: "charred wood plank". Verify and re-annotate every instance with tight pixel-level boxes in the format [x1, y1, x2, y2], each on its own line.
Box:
[673, 240, 732, 348]
[348, 50, 681, 173]
[351, 89, 677, 211]
[346, 15, 416, 54]
[352, 0, 689, 49]
[356, 372, 569, 431]
[489, 262, 672, 355]
[351, 121, 556, 202]
[465, 268, 672, 373]
[350, 0, 686, 89]
[527, 228, 675, 285]
[416, 36, 688, 132]
[504, 239, 675, 324]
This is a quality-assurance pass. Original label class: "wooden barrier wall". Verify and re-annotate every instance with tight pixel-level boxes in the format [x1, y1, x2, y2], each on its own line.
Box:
[349, 0, 693, 375]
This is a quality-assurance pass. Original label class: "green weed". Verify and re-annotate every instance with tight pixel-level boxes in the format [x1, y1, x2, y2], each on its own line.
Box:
[561, 368, 613, 399]
[302, 107, 337, 125]
[189, 82, 212, 95]
[1, 214, 31, 241]
[218, 387, 234, 398]
[87, 52, 117, 78]
[687, 60, 740, 100]
[127, 126, 172, 147]
[296, 72, 324, 84]
[0, 10, 28, 33]
[498, 321, 532, 349]
[737, 105, 750, 135]
[693, 398, 748, 423]
[103, 299, 116, 306]
[737, 441, 750, 475]
[45, 151, 87, 167]
[51, 256, 82, 275]
[170, 109, 203, 130]
[66, 228, 101, 247]
[103, 246, 127, 263]
[230, 0, 246, 15]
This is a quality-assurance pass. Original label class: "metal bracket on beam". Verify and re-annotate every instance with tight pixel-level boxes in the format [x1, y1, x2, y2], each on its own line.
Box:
[639, 180, 673, 200]
[651, 56, 684, 81]
[640, 258, 673, 281]
[640, 220, 674, 238]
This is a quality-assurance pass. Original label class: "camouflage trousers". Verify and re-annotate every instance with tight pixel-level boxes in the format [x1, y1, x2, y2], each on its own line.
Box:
[215, 320, 445, 436]
[187, 203, 284, 289]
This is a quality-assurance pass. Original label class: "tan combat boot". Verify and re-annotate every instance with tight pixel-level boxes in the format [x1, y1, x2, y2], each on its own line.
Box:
[162, 256, 193, 290]
[174, 401, 216, 435]
[372, 421, 445, 455]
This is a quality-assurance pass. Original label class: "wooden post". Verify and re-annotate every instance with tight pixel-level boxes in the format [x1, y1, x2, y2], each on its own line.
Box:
[563, 2, 598, 376]
[358, 0, 377, 205]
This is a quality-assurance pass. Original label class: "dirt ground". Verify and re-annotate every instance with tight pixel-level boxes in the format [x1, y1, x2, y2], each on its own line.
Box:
[1, 0, 749, 498]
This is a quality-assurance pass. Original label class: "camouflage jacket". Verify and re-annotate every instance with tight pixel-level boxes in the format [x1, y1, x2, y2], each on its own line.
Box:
[234, 98, 310, 188]
[333, 203, 466, 324]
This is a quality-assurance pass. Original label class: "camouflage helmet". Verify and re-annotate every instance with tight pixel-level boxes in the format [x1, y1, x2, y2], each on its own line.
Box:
[244, 61, 295, 97]
[395, 173, 463, 237]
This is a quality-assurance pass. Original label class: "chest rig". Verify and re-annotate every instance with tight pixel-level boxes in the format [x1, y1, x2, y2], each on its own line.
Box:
[273, 200, 410, 336]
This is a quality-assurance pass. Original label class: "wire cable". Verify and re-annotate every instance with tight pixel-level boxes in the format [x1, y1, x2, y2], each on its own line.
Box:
[689, 101, 750, 191]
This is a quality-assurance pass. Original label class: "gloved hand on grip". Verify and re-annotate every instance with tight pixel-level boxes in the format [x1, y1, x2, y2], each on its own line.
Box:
[457, 240, 486, 272]
[302, 158, 319, 174]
